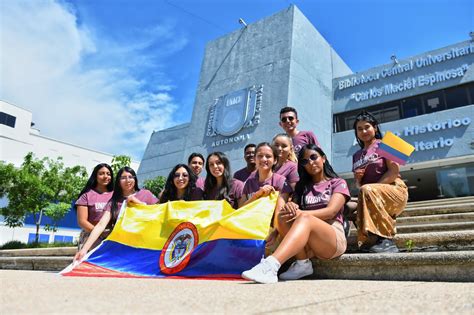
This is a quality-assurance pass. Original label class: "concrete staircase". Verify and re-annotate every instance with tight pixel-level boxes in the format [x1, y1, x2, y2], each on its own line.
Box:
[1, 197, 473, 281]
[312, 196, 474, 282]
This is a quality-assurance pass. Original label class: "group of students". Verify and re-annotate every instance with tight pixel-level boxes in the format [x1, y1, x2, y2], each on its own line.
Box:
[74, 107, 408, 284]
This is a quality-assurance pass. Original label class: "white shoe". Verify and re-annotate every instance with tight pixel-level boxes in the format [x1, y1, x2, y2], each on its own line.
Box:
[279, 260, 313, 280]
[241, 258, 278, 284]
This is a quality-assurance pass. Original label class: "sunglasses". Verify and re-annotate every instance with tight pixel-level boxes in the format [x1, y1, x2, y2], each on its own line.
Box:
[174, 172, 189, 178]
[300, 154, 320, 166]
[280, 116, 295, 123]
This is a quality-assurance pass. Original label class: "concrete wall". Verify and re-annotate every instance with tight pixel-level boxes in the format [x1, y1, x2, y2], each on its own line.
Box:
[333, 41, 474, 114]
[138, 5, 351, 180]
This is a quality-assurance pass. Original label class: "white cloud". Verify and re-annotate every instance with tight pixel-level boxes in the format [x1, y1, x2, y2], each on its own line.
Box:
[0, 0, 186, 160]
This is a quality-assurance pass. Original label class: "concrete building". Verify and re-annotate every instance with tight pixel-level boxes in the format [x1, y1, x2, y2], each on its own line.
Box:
[138, 5, 473, 201]
[0, 100, 140, 245]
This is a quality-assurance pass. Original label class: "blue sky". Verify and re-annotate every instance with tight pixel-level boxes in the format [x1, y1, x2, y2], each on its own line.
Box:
[1, 0, 472, 161]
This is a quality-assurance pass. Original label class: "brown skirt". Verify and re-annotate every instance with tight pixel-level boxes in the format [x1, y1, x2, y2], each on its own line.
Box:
[356, 178, 408, 247]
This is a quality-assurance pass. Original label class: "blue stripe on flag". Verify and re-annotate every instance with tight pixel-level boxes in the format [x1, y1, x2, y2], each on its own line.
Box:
[86, 239, 265, 277]
[378, 142, 410, 161]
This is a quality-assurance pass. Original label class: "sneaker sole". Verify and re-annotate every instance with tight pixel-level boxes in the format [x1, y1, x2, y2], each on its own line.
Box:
[241, 272, 278, 284]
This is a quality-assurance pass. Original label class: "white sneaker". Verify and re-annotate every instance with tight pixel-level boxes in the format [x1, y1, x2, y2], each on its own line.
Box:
[241, 258, 278, 284]
[279, 260, 313, 280]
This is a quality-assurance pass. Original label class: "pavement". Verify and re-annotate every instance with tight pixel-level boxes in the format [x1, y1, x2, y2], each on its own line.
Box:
[1, 270, 473, 314]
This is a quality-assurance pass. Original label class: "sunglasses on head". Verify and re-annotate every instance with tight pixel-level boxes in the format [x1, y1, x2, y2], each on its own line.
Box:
[174, 172, 189, 178]
[300, 154, 320, 166]
[280, 116, 295, 123]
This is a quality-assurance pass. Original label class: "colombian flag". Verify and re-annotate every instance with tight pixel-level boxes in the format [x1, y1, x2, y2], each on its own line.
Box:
[61, 193, 277, 279]
[376, 131, 415, 165]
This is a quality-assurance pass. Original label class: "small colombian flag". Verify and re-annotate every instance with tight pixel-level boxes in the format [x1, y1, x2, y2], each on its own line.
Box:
[376, 131, 415, 165]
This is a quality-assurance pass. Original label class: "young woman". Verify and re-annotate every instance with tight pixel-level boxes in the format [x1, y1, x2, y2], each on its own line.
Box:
[202, 152, 243, 209]
[239, 142, 292, 208]
[272, 133, 299, 190]
[159, 164, 201, 202]
[242, 144, 350, 284]
[75, 163, 114, 250]
[352, 111, 408, 253]
[74, 167, 158, 261]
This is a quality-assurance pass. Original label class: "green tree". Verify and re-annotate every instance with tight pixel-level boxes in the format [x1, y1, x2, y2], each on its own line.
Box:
[111, 155, 132, 174]
[0, 153, 87, 243]
[142, 176, 166, 198]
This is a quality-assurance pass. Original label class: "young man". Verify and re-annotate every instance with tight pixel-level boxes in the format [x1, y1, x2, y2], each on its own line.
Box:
[279, 106, 320, 155]
[233, 144, 256, 182]
[188, 152, 205, 189]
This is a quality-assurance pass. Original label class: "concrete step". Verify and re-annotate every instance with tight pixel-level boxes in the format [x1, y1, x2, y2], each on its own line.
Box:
[312, 251, 474, 282]
[397, 221, 474, 233]
[400, 203, 474, 217]
[349, 221, 474, 235]
[0, 247, 76, 257]
[405, 196, 474, 208]
[397, 212, 474, 225]
[0, 256, 72, 271]
[346, 230, 474, 253]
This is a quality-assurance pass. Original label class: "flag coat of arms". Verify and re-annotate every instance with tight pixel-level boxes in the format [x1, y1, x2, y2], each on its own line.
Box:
[61, 193, 277, 279]
[376, 131, 415, 165]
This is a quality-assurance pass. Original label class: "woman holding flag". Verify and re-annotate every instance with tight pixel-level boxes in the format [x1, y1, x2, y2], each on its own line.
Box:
[159, 164, 202, 202]
[202, 152, 243, 209]
[74, 167, 158, 262]
[352, 111, 408, 253]
[242, 144, 349, 283]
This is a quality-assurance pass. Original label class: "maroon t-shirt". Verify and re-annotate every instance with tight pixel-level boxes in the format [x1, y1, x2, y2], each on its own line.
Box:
[299, 178, 350, 224]
[196, 177, 205, 190]
[352, 140, 388, 185]
[274, 160, 299, 184]
[242, 173, 292, 200]
[201, 179, 244, 209]
[233, 167, 255, 182]
[105, 189, 158, 220]
[292, 130, 321, 155]
[75, 190, 113, 225]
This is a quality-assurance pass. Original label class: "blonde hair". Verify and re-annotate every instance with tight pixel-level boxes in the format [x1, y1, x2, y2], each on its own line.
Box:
[272, 133, 297, 163]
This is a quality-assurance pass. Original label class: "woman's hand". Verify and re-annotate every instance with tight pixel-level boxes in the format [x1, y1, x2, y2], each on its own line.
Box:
[280, 201, 301, 222]
[127, 195, 145, 205]
[354, 168, 365, 183]
[256, 185, 275, 198]
[74, 249, 87, 263]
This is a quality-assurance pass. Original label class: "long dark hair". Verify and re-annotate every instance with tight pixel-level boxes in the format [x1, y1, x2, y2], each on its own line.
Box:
[76, 163, 113, 205]
[353, 110, 383, 149]
[160, 164, 196, 203]
[109, 167, 139, 222]
[204, 152, 232, 200]
[294, 144, 339, 208]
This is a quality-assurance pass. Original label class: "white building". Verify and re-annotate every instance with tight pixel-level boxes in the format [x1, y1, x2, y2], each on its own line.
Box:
[0, 100, 140, 245]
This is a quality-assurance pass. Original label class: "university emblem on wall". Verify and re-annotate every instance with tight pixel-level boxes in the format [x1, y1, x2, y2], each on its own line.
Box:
[206, 85, 263, 137]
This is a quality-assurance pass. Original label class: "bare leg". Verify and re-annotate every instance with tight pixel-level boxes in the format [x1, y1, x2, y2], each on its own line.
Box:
[275, 210, 308, 260]
[272, 213, 337, 264]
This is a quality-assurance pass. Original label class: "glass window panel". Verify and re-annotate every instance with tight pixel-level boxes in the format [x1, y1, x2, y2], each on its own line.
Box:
[401, 96, 423, 118]
[423, 90, 445, 113]
[445, 86, 469, 109]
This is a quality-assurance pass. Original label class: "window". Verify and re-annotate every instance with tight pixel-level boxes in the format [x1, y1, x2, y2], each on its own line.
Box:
[0, 112, 16, 128]
[334, 82, 474, 132]
[401, 96, 423, 118]
[445, 86, 469, 109]
[28, 233, 50, 243]
[54, 235, 73, 243]
[423, 90, 446, 114]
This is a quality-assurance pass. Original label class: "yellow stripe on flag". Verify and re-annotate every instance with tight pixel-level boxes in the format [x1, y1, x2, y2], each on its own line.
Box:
[106, 192, 278, 250]
[382, 131, 415, 156]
